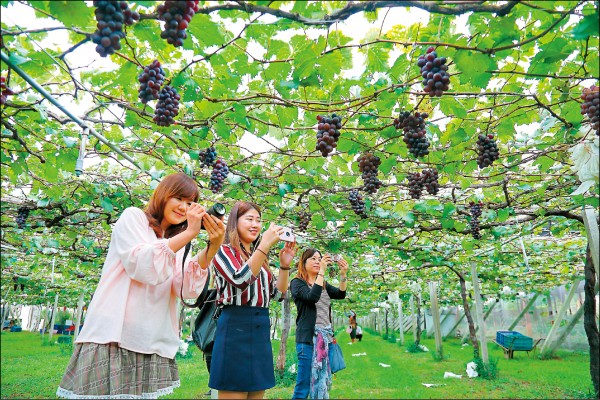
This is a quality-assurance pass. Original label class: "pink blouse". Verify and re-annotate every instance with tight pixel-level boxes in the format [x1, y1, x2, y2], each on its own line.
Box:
[75, 207, 208, 359]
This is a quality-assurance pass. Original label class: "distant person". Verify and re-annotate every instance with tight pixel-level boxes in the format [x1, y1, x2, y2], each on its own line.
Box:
[356, 325, 363, 342]
[57, 172, 225, 399]
[208, 201, 297, 399]
[348, 311, 357, 343]
[291, 248, 349, 399]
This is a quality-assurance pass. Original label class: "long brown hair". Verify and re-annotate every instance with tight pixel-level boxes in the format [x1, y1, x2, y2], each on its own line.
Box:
[144, 172, 199, 238]
[225, 201, 264, 264]
[295, 248, 322, 283]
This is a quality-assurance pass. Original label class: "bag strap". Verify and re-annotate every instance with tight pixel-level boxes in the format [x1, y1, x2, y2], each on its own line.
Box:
[180, 242, 210, 308]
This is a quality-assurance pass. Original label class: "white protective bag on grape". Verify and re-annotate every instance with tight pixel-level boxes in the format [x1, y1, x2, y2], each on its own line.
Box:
[568, 137, 599, 195]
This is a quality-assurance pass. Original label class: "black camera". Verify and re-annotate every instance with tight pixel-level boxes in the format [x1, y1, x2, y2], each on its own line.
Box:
[201, 203, 226, 229]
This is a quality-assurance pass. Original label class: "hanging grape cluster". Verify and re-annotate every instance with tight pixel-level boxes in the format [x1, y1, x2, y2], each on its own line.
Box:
[406, 169, 440, 199]
[580, 85, 599, 136]
[16, 207, 29, 229]
[407, 172, 424, 199]
[1, 76, 14, 106]
[153, 86, 180, 127]
[422, 168, 439, 195]
[297, 211, 311, 232]
[394, 111, 430, 158]
[417, 46, 450, 97]
[348, 189, 367, 218]
[357, 152, 382, 194]
[138, 60, 166, 104]
[157, 0, 200, 47]
[469, 201, 483, 240]
[316, 114, 342, 157]
[476, 133, 500, 168]
[209, 159, 229, 193]
[91, 1, 139, 57]
[199, 147, 217, 168]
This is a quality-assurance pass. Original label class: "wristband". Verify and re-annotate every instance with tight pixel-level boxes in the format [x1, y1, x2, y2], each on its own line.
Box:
[317, 273, 324, 277]
[279, 266, 291, 270]
[256, 248, 268, 257]
[340, 277, 347, 282]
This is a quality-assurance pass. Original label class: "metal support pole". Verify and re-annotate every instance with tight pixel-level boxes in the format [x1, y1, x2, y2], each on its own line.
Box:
[540, 281, 582, 354]
[471, 262, 488, 363]
[0, 51, 142, 171]
[74, 293, 84, 343]
[410, 295, 417, 341]
[398, 299, 404, 345]
[508, 293, 540, 331]
[429, 281, 443, 359]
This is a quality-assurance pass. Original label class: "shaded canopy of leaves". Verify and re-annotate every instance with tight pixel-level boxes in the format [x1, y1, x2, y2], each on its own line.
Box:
[1, 1, 598, 311]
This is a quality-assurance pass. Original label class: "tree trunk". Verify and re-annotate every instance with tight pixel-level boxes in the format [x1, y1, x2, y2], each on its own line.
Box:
[583, 245, 599, 398]
[459, 276, 480, 358]
[276, 291, 292, 375]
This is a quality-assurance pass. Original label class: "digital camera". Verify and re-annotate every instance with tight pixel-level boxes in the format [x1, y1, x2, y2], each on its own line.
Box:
[279, 227, 295, 242]
[201, 203, 226, 230]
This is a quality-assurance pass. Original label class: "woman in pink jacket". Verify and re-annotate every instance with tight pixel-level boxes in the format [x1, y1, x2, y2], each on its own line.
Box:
[57, 172, 225, 399]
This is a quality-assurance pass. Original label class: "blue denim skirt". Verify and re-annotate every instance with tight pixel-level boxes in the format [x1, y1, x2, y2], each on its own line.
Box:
[208, 305, 275, 392]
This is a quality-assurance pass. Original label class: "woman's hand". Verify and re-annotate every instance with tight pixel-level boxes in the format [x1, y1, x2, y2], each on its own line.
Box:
[279, 241, 297, 268]
[186, 203, 206, 235]
[337, 257, 349, 277]
[320, 254, 332, 275]
[260, 223, 282, 250]
[202, 214, 226, 247]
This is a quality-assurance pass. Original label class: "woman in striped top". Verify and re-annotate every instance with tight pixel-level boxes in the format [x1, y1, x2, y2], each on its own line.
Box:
[209, 201, 297, 399]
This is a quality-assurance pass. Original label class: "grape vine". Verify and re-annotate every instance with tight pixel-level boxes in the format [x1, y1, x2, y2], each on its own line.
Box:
[580, 84, 599, 136]
[199, 147, 217, 168]
[348, 189, 367, 218]
[417, 46, 451, 97]
[1, 76, 14, 106]
[394, 111, 430, 158]
[469, 201, 483, 240]
[138, 60, 166, 104]
[297, 211, 311, 232]
[153, 85, 180, 127]
[316, 114, 342, 157]
[357, 152, 382, 194]
[16, 207, 29, 229]
[209, 158, 229, 193]
[476, 133, 500, 168]
[91, 1, 139, 57]
[157, 0, 200, 48]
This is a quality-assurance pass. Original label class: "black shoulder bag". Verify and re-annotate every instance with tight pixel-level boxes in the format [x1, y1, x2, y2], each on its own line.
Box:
[180, 243, 220, 353]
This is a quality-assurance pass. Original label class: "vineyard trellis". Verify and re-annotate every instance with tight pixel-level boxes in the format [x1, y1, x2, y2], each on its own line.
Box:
[1, 0, 599, 393]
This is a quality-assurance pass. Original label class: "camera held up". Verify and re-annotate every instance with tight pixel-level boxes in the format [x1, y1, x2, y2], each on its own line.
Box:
[201, 203, 226, 230]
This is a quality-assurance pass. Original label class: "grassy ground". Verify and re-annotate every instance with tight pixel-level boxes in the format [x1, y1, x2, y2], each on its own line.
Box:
[0, 330, 594, 399]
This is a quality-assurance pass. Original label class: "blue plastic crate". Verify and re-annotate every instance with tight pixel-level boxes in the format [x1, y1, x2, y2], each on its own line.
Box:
[496, 330, 533, 350]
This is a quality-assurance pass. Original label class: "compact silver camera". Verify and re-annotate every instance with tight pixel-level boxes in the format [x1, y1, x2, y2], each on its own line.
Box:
[279, 227, 295, 242]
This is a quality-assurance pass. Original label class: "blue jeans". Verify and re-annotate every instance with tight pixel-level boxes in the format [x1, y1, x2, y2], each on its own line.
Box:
[292, 343, 313, 399]
[292, 342, 335, 399]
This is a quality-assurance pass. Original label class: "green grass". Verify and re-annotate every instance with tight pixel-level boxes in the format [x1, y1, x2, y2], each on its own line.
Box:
[1, 330, 595, 399]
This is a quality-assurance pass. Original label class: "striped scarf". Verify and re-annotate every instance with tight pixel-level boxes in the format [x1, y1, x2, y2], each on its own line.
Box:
[310, 325, 333, 399]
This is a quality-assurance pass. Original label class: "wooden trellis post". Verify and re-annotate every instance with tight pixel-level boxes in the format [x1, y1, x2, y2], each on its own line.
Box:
[471, 262, 488, 363]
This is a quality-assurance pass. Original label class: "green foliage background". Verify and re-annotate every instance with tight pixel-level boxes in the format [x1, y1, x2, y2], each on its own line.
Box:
[1, 1, 598, 313]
